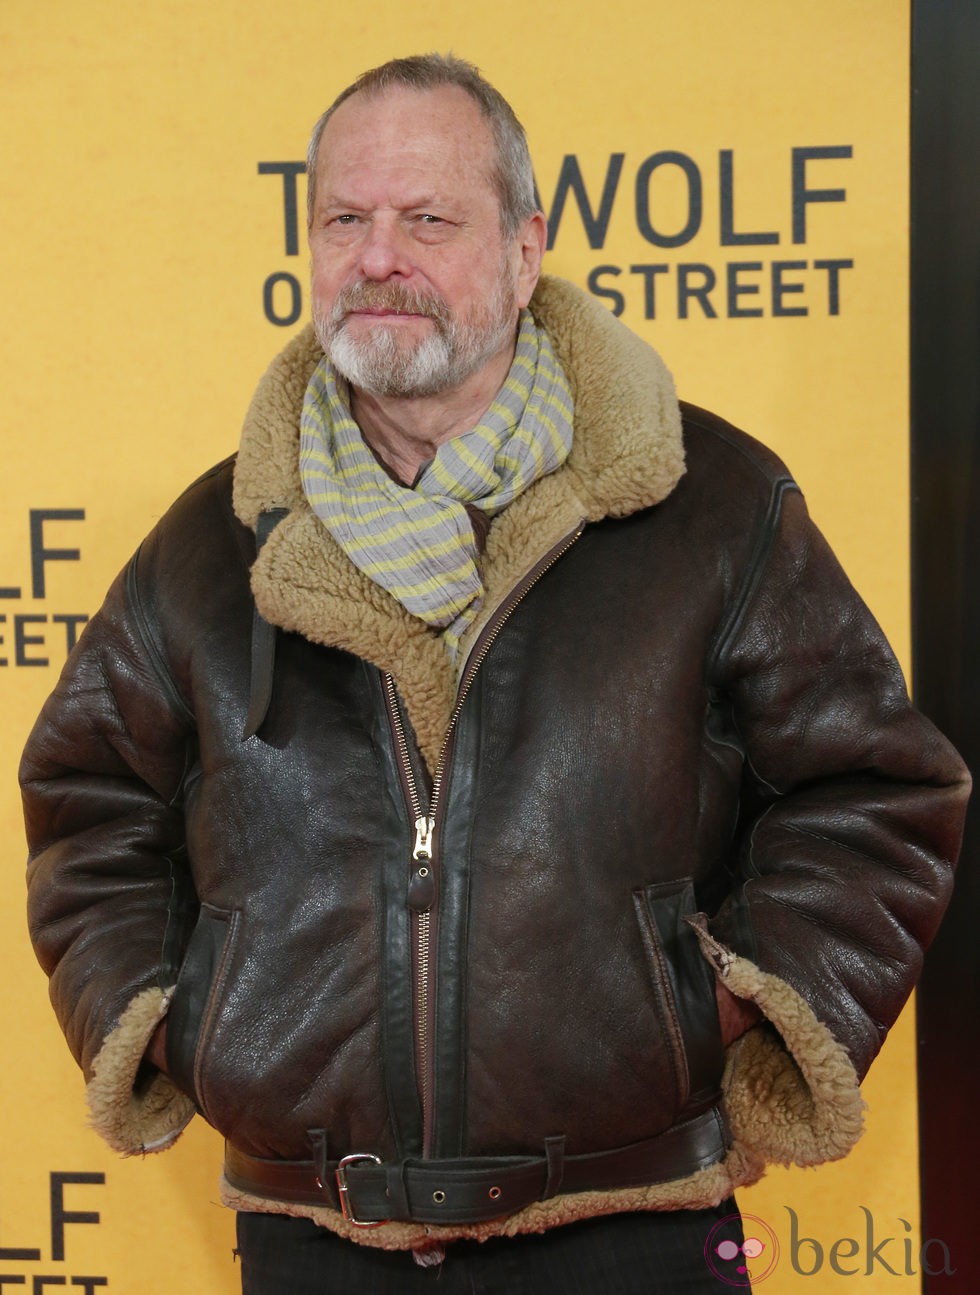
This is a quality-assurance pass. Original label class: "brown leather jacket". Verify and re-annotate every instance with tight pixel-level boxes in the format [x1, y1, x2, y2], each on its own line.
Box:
[21, 278, 970, 1250]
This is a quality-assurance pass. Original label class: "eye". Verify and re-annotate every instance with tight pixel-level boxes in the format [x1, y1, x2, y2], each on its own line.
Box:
[334, 214, 359, 226]
[418, 214, 444, 225]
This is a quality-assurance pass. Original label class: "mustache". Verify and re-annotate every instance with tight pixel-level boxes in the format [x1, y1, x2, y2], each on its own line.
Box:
[331, 281, 451, 325]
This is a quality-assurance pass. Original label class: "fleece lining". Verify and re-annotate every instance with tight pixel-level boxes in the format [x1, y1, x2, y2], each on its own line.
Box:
[86, 985, 195, 1155]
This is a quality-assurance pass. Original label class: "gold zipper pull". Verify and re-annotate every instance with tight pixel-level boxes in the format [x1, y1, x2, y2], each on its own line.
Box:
[413, 815, 435, 860]
[409, 816, 436, 910]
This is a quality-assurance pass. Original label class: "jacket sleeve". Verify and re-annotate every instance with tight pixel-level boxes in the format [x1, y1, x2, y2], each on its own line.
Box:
[21, 551, 198, 1154]
[699, 481, 969, 1166]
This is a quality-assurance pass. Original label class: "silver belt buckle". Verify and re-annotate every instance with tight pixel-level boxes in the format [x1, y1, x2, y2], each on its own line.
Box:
[335, 1152, 385, 1227]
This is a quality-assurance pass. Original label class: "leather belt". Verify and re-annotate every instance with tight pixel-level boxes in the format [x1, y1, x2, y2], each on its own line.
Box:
[224, 1105, 731, 1227]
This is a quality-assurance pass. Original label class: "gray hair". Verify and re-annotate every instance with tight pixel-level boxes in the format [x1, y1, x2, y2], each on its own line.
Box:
[306, 53, 538, 237]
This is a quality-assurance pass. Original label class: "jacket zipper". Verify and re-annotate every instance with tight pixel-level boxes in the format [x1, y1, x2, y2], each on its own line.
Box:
[383, 519, 585, 1155]
[382, 674, 437, 1147]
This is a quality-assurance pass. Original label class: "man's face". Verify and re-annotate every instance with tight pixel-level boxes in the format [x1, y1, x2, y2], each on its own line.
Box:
[308, 85, 539, 399]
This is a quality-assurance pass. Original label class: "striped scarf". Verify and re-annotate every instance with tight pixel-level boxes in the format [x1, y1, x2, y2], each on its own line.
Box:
[299, 310, 574, 658]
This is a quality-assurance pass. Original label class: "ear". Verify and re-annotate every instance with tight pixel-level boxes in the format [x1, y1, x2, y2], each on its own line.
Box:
[514, 212, 547, 309]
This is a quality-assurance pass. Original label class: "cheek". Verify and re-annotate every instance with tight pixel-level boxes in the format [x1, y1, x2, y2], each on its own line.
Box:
[310, 240, 350, 284]
[309, 262, 345, 314]
[438, 263, 500, 311]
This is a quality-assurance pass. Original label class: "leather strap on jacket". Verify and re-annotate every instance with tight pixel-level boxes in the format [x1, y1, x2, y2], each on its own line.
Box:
[243, 507, 289, 740]
[224, 1105, 731, 1226]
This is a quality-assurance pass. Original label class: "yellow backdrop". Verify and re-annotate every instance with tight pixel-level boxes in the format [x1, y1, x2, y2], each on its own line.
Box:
[2, 2, 923, 1289]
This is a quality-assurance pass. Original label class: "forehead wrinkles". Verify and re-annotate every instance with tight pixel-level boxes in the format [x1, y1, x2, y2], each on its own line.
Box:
[316, 86, 500, 208]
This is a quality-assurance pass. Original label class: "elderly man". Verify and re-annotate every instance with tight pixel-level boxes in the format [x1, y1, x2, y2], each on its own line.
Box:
[22, 54, 969, 1294]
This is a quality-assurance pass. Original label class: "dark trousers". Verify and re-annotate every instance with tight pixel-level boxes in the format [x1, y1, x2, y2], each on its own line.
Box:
[236, 1200, 748, 1294]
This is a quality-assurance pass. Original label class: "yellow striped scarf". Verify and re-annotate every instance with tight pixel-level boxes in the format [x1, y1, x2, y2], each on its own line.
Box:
[299, 311, 574, 659]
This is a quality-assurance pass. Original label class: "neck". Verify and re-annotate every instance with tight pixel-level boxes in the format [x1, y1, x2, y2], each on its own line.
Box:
[349, 336, 517, 485]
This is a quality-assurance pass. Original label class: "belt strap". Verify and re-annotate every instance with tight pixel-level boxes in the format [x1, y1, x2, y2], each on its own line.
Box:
[224, 1105, 731, 1226]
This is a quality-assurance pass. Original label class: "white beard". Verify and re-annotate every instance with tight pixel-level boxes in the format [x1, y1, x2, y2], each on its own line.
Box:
[314, 276, 516, 399]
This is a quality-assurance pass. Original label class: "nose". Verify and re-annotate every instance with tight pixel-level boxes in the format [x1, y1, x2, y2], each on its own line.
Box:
[358, 216, 413, 282]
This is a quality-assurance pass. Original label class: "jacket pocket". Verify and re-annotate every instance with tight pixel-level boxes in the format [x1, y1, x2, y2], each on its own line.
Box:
[165, 903, 239, 1120]
[632, 879, 725, 1115]
[160, 847, 200, 987]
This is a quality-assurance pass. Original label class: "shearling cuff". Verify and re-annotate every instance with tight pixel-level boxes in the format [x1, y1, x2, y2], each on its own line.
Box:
[688, 915, 865, 1167]
[86, 985, 196, 1155]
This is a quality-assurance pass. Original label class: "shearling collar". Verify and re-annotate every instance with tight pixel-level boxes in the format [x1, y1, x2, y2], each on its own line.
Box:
[232, 275, 684, 771]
